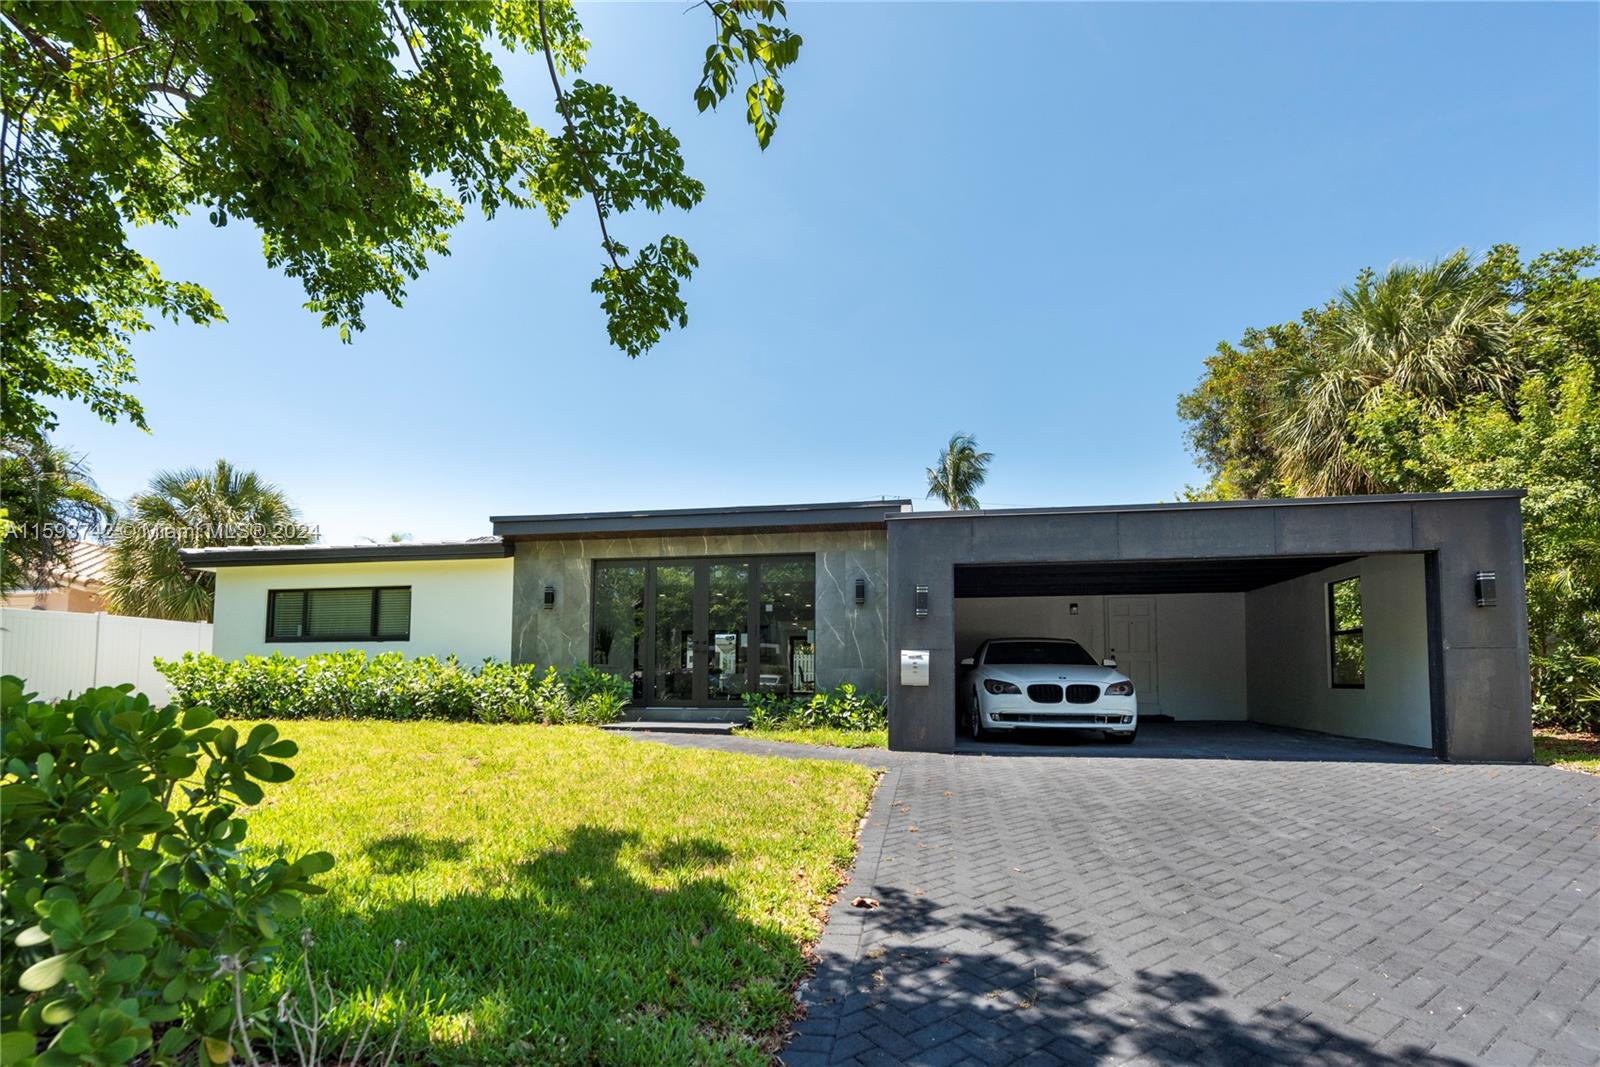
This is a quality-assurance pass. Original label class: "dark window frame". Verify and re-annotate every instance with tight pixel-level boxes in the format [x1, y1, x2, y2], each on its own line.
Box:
[266, 586, 412, 643]
[1327, 576, 1365, 689]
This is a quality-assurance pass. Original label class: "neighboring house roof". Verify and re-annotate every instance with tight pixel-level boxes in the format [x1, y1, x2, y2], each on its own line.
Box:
[490, 499, 914, 539]
[16, 540, 113, 591]
[179, 538, 512, 570]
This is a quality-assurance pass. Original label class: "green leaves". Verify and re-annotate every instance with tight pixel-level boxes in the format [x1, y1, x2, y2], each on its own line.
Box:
[695, 0, 803, 149]
[0, 678, 330, 1065]
[3, 0, 803, 447]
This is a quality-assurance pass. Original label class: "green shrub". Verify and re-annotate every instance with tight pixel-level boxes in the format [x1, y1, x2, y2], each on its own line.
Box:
[156, 652, 629, 726]
[0, 676, 332, 1066]
[740, 684, 887, 732]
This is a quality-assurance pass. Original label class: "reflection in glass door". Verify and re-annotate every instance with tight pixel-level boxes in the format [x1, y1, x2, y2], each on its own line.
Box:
[653, 564, 696, 703]
[707, 562, 750, 701]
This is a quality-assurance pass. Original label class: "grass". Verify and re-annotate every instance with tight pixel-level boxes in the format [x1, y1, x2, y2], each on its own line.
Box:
[1533, 728, 1600, 775]
[239, 721, 877, 1065]
[735, 726, 889, 749]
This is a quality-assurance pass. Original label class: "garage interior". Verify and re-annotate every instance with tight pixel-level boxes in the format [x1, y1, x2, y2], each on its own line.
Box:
[953, 552, 1438, 753]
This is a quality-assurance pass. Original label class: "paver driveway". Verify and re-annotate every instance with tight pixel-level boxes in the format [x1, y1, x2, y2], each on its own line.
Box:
[632, 726, 1600, 1066]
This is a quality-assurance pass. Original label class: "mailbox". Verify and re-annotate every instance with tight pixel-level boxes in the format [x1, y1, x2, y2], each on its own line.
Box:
[900, 649, 930, 686]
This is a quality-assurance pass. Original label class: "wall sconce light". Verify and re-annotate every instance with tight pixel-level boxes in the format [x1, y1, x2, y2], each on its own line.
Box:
[1069, 602, 1080, 616]
[543, 584, 556, 610]
[854, 577, 867, 606]
[914, 585, 929, 618]
[1474, 571, 1497, 608]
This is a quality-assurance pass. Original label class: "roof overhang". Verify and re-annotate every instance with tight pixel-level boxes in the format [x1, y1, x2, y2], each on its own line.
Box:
[491, 499, 913, 540]
[955, 554, 1360, 597]
[180, 540, 512, 570]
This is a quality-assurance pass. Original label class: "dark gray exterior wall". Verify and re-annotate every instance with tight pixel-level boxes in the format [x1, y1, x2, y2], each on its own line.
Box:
[510, 529, 890, 693]
[885, 493, 1531, 761]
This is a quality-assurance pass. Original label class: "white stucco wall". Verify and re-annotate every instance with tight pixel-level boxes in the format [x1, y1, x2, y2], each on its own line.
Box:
[953, 592, 1248, 721]
[1245, 553, 1432, 749]
[1153, 593, 1248, 721]
[210, 557, 514, 663]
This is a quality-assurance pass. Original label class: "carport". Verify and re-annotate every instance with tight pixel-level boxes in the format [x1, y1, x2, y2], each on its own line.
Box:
[885, 492, 1533, 762]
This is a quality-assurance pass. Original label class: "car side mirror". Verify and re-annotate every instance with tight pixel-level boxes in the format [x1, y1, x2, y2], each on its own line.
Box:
[959, 657, 975, 668]
[1102, 657, 1117, 668]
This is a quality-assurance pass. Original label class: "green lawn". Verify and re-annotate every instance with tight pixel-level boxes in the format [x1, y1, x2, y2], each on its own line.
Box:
[1534, 729, 1600, 775]
[735, 726, 888, 749]
[240, 721, 876, 1065]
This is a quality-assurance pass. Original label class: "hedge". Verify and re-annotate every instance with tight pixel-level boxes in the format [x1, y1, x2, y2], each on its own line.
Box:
[155, 652, 630, 725]
[740, 683, 887, 732]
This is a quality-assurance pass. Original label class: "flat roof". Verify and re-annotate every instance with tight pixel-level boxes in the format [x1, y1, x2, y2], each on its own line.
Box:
[491, 499, 914, 539]
[886, 489, 1526, 522]
[180, 539, 511, 569]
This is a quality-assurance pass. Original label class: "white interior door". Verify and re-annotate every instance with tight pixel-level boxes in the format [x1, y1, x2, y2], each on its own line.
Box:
[1106, 596, 1160, 712]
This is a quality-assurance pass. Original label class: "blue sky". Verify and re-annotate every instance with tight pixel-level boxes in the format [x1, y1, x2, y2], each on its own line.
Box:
[52, 1, 1600, 543]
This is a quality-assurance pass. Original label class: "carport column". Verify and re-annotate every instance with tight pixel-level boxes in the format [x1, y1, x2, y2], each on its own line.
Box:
[1413, 498, 1533, 761]
[886, 519, 961, 753]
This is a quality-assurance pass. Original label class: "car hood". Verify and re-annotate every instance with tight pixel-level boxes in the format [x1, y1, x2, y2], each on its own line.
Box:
[979, 663, 1129, 686]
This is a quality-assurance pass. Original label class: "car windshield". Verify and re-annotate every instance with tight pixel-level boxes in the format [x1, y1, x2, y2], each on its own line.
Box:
[985, 640, 1097, 666]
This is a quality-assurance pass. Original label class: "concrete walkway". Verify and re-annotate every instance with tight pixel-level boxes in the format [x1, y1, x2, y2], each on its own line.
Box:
[621, 726, 1600, 1066]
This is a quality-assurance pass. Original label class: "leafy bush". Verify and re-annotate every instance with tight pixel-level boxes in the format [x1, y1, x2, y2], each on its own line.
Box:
[0, 677, 332, 1066]
[156, 652, 630, 726]
[741, 684, 887, 732]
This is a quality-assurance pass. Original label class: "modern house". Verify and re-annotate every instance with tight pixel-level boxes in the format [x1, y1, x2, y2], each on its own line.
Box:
[181, 491, 1533, 761]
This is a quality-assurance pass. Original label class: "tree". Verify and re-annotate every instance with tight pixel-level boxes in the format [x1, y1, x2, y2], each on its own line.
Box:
[0, 436, 116, 597]
[1177, 244, 1600, 724]
[104, 459, 310, 621]
[1269, 251, 1518, 496]
[0, 1, 802, 445]
[925, 432, 992, 511]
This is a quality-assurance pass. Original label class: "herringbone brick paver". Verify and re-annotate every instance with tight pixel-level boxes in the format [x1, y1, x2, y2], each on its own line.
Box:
[628, 725, 1600, 1065]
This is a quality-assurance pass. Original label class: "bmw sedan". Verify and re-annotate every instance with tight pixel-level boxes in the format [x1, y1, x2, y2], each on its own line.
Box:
[961, 638, 1137, 742]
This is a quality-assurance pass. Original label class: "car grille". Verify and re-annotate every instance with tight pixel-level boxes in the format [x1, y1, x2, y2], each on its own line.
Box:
[1065, 684, 1100, 704]
[1026, 684, 1063, 704]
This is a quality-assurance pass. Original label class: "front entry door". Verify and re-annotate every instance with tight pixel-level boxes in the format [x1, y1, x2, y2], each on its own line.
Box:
[1106, 596, 1160, 713]
[649, 560, 750, 706]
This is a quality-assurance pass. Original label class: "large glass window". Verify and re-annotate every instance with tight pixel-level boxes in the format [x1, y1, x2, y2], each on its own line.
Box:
[591, 556, 816, 705]
[267, 587, 410, 641]
[1328, 576, 1364, 688]
[591, 563, 645, 702]
[759, 558, 816, 696]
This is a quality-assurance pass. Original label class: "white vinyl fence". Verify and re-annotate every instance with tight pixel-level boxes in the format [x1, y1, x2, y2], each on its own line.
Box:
[0, 607, 212, 705]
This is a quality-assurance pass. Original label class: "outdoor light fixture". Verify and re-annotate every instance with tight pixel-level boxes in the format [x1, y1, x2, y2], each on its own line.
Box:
[914, 585, 930, 618]
[543, 584, 556, 609]
[1069, 602, 1080, 616]
[854, 577, 867, 606]
[1475, 571, 1497, 608]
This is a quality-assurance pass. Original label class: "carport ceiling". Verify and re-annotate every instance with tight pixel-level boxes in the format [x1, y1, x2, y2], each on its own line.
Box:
[954, 555, 1360, 597]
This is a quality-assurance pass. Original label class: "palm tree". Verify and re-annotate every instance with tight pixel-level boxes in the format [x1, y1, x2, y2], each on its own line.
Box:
[925, 432, 993, 511]
[104, 460, 310, 621]
[1, 436, 116, 598]
[1270, 251, 1517, 496]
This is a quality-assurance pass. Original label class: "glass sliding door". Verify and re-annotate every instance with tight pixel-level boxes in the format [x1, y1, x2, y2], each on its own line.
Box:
[653, 563, 697, 703]
[707, 561, 751, 701]
[592, 555, 815, 707]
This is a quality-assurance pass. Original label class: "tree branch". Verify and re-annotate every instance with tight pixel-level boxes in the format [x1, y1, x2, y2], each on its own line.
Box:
[0, 14, 71, 71]
[535, 0, 622, 273]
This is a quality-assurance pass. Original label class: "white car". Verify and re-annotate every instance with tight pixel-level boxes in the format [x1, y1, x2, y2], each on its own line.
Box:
[961, 638, 1137, 743]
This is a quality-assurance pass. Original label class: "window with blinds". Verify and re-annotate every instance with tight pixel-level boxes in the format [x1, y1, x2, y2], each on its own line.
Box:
[267, 587, 411, 641]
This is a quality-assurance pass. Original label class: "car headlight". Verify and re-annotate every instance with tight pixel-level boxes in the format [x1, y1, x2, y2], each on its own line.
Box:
[983, 679, 1021, 695]
[1104, 681, 1134, 696]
